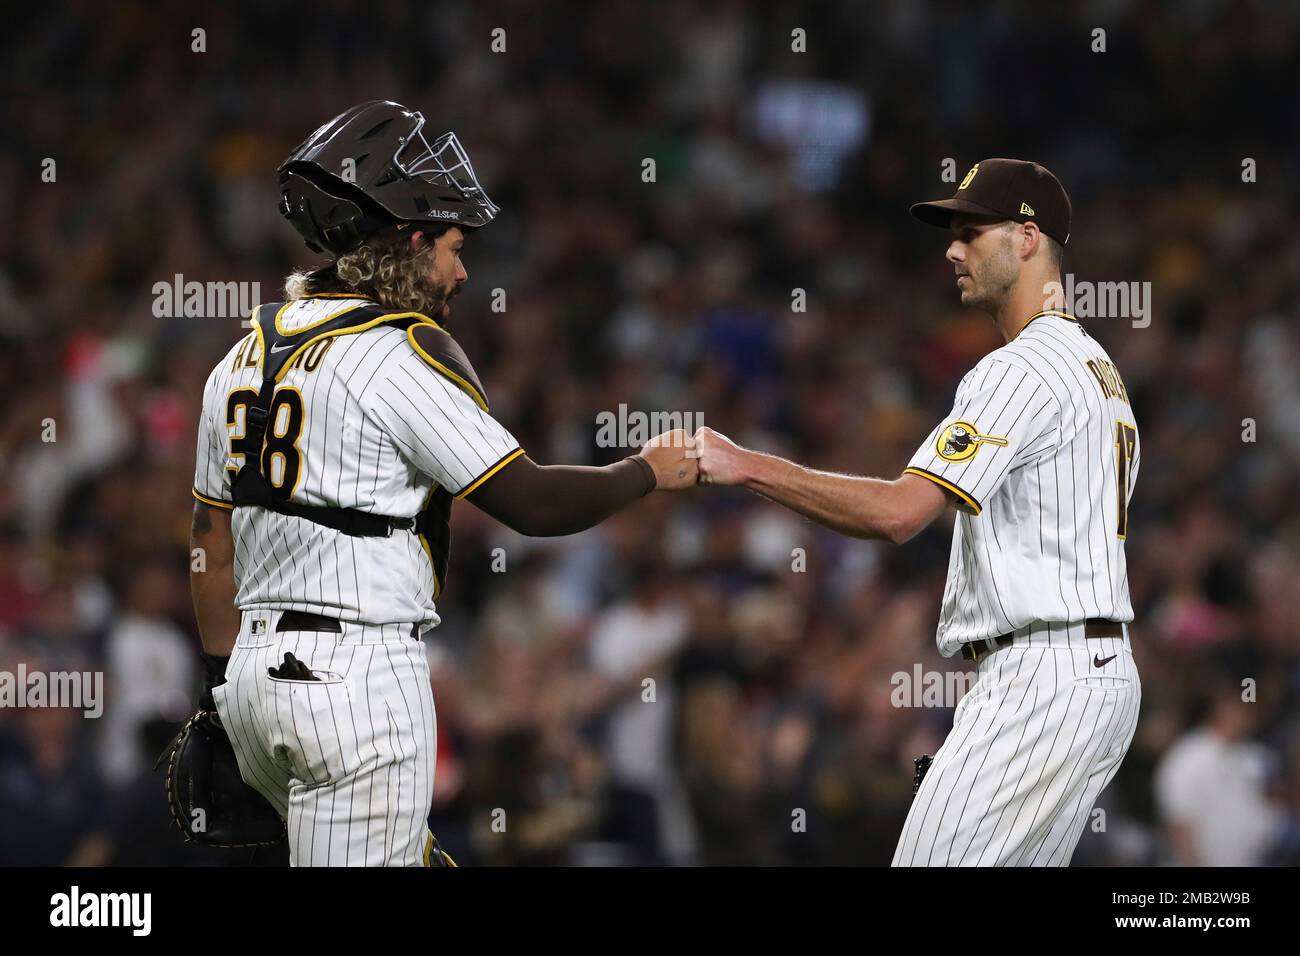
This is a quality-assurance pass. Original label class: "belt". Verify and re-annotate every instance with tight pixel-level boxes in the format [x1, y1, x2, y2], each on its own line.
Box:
[272, 610, 421, 640]
[276, 611, 341, 633]
[960, 618, 1123, 665]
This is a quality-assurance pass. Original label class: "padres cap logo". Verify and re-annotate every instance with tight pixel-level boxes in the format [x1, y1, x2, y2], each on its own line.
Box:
[958, 163, 980, 190]
[936, 420, 1008, 462]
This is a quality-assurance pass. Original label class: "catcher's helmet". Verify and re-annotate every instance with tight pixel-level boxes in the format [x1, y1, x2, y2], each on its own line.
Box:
[278, 100, 499, 255]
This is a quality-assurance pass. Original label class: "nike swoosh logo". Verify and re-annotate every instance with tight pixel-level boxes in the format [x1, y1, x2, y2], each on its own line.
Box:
[269, 343, 293, 353]
[1093, 653, 1117, 668]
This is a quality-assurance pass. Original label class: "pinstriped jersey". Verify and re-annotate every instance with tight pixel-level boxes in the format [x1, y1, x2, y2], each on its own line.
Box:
[192, 295, 522, 627]
[904, 311, 1139, 656]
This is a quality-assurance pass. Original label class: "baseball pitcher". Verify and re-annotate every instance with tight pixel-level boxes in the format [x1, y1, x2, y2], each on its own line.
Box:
[182, 101, 697, 866]
[692, 159, 1140, 866]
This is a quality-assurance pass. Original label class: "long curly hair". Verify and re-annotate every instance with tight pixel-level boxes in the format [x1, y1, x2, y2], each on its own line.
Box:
[283, 225, 449, 313]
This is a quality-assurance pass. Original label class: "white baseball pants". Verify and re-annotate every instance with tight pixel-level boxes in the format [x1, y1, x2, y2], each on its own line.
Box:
[214, 609, 438, 867]
[893, 621, 1141, 867]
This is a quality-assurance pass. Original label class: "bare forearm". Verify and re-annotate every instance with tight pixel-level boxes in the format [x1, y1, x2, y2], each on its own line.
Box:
[739, 451, 913, 542]
[191, 566, 239, 655]
[189, 503, 240, 655]
[467, 455, 655, 536]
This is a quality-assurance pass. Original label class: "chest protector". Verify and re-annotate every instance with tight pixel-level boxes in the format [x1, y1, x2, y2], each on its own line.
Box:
[231, 298, 490, 599]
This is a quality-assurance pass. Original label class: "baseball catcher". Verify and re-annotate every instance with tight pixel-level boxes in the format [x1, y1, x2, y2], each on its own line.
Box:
[179, 101, 696, 865]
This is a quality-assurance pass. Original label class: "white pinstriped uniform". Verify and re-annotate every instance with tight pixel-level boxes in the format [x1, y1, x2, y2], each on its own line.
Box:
[193, 296, 522, 624]
[193, 295, 522, 866]
[213, 613, 438, 866]
[894, 311, 1142, 866]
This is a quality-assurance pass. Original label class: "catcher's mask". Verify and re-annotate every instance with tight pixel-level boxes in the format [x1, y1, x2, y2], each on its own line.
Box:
[278, 100, 499, 256]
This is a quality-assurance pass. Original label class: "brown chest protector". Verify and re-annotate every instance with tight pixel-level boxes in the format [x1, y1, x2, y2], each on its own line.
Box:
[231, 299, 490, 599]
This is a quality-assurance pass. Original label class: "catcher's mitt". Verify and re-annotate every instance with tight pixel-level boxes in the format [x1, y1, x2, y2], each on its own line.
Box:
[427, 833, 457, 868]
[158, 708, 286, 848]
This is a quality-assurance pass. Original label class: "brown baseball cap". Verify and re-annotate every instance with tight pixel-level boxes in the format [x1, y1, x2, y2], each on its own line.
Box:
[910, 158, 1072, 244]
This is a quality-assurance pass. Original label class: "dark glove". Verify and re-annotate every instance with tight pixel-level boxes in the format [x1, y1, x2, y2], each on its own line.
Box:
[268, 652, 319, 681]
[157, 654, 285, 849]
[427, 833, 458, 868]
[197, 652, 229, 712]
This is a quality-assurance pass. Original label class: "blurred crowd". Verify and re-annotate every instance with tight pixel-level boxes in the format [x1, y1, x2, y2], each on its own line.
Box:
[2, 0, 1299, 866]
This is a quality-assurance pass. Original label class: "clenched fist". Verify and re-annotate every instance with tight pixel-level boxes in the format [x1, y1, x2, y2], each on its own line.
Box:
[638, 429, 699, 490]
[693, 427, 752, 486]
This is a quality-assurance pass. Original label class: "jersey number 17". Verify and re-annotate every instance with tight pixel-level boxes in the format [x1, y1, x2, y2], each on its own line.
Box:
[1114, 421, 1137, 539]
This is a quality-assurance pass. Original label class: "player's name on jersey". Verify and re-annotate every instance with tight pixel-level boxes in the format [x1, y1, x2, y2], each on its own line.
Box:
[1084, 356, 1131, 404]
[231, 331, 336, 374]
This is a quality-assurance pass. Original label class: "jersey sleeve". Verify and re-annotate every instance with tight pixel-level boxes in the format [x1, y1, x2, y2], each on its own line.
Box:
[368, 348, 524, 497]
[192, 364, 233, 509]
[904, 359, 1059, 515]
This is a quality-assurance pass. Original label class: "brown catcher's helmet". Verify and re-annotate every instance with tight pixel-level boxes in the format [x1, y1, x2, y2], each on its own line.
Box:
[278, 100, 499, 255]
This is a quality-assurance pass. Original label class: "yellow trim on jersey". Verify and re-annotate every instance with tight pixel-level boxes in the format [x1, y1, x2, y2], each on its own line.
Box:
[405, 323, 488, 412]
[1023, 309, 1079, 329]
[420, 537, 441, 601]
[248, 302, 441, 381]
[251, 312, 266, 369]
[902, 467, 982, 515]
[455, 447, 525, 499]
[273, 299, 372, 336]
[415, 482, 443, 601]
[383, 311, 444, 332]
[192, 489, 234, 510]
[258, 311, 440, 383]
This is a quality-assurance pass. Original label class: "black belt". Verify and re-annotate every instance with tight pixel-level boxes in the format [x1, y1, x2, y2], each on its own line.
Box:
[960, 618, 1123, 664]
[273, 611, 420, 640]
[276, 611, 341, 633]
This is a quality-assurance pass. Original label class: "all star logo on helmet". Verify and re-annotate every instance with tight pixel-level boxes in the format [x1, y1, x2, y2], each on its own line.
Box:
[428, 209, 460, 220]
[936, 420, 1008, 462]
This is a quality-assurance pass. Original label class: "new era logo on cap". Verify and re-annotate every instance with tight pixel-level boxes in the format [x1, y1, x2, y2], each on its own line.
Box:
[911, 158, 1072, 245]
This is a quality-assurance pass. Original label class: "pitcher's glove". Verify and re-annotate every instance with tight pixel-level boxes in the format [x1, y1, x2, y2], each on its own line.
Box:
[157, 653, 286, 848]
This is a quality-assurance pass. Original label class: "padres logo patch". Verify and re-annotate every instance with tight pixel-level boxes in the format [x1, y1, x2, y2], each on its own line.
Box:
[936, 420, 1008, 462]
[958, 163, 980, 190]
